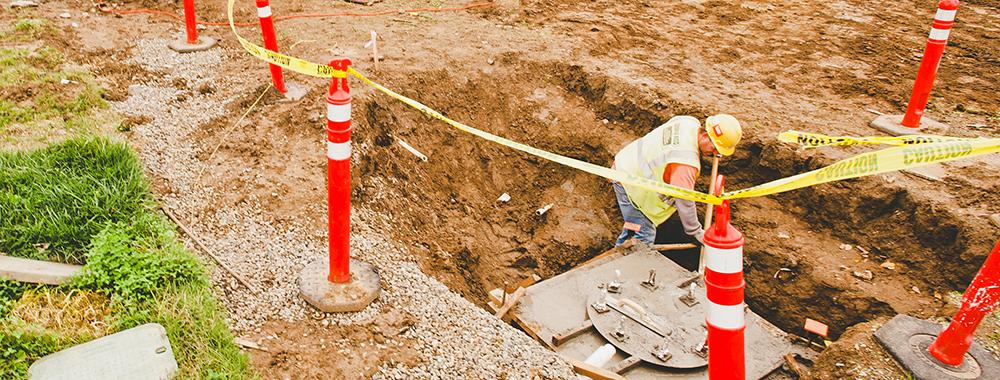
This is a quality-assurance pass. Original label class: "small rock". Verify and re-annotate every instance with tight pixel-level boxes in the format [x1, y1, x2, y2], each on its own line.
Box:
[836, 362, 845, 367]
[602, 119, 609, 125]
[879, 261, 896, 270]
[852, 270, 874, 281]
[487, 58, 495, 65]
[990, 214, 1000, 229]
[839, 244, 853, 251]
[70, 22, 79, 28]
[10, 0, 38, 7]
[911, 286, 921, 294]
[777, 232, 790, 239]
[234, 337, 261, 350]
[60, 79, 71, 85]
[59, 12, 71, 18]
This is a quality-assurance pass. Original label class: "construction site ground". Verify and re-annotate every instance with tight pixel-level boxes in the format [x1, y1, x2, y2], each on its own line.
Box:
[4, 0, 1000, 378]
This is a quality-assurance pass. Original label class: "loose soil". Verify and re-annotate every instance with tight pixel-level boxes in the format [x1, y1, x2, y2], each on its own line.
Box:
[17, 0, 1000, 377]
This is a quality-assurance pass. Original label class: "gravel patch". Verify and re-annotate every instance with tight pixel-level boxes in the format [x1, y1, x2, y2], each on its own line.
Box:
[112, 38, 574, 379]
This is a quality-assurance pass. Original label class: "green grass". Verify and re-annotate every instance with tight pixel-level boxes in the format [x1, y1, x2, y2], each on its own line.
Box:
[0, 46, 105, 133]
[0, 138, 148, 263]
[0, 137, 254, 379]
[12, 19, 44, 33]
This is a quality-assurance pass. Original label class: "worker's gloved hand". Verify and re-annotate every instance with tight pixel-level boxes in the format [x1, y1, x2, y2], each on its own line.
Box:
[694, 230, 705, 244]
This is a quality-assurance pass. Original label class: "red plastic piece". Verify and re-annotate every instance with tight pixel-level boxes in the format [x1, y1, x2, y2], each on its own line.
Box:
[901, 0, 960, 128]
[256, 0, 287, 93]
[804, 318, 829, 338]
[326, 59, 352, 283]
[928, 238, 1000, 365]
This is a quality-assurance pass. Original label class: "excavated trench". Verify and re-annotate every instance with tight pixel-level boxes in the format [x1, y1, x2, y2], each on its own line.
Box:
[347, 57, 994, 342]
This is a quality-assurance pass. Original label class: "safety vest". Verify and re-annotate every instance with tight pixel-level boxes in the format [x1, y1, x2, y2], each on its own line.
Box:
[614, 116, 701, 225]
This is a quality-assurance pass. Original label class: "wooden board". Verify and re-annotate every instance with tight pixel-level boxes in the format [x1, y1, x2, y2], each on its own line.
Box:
[0, 256, 82, 285]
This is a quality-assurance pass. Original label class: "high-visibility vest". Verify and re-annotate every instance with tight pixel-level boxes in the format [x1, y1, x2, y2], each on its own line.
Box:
[614, 116, 701, 225]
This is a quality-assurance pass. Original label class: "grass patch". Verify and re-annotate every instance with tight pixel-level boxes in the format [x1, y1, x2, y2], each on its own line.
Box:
[0, 320, 87, 376]
[0, 138, 148, 263]
[0, 45, 105, 133]
[0, 136, 254, 379]
[13, 19, 44, 33]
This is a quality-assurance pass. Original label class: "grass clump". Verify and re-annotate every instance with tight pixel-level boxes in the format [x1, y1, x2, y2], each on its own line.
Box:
[12, 19, 44, 34]
[0, 136, 254, 379]
[75, 219, 202, 300]
[0, 45, 105, 133]
[0, 138, 148, 263]
[0, 321, 83, 376]
[0, 279, 27, 318]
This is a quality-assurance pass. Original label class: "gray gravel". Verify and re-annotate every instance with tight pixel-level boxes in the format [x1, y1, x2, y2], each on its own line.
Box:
[111, 38, 574, 379]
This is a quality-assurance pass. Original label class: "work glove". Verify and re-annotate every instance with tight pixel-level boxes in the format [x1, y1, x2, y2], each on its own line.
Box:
[694, 230, 705, 245]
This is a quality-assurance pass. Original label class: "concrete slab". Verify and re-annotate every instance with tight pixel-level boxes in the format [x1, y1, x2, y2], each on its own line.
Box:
[167, 36, 217, 53]
[298, 258, 381, 313]
[0, 256, 82, 285]
[277, 81, 309, 102]
[902, 163, 947, 182]
[870, 114, 951, 136]
[28, 323, 177, 380]
[874, 314, 1000, 380]
[509, 244, 794, 379]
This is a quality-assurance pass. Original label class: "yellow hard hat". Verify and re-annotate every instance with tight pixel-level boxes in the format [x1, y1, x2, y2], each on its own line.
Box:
[705, 114, 742, 156]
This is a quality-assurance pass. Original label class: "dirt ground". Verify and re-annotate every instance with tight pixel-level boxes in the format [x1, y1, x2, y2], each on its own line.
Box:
[11, 0, 1000, 377]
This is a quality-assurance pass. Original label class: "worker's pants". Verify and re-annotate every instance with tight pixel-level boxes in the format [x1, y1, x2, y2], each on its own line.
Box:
[613, 182, 656, 246]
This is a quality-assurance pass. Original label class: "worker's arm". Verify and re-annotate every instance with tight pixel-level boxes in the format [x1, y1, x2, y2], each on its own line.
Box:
[665, 164, 705, 243]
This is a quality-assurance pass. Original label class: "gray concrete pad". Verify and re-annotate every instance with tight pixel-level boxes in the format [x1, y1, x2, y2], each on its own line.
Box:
[28, 323, 177, 380]
[298, 258, 381, 313]
[277, 81, 309, 102]
[874, 314, 1000, 380]
[167, 36, 217, 53]
[870, 114, 951, 136]
[902, 163, 947, 182]
[0, 256, 82, 285]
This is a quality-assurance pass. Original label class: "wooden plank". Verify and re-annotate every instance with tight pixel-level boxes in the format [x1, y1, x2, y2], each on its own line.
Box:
[488, 287, 552, 349]
[784, 353, 808, 379]
[580, 246, 624, 268]
[606, 355, 642, 374]
[559, 353, 628, 380]
[494, 287, 526, 320]
[551, 319, 593, 346]
[28, 323, 177, 380]
[0, 256, 82, 285]
[651, 243, 697, 251]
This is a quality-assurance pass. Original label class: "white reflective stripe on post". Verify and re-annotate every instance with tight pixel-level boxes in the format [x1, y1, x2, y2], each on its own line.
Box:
[327, 141, 351, 160]
[929, 28, 951, 41]
[257, 6, 272, 18]
[935, 8, 957, 21]
[327, 103, 352, 123]
[705, 246, 743, 274]
[707, 302, 745, 329]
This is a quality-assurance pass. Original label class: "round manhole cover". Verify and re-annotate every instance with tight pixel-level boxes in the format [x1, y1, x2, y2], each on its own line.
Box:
[586, 275, 708, 369]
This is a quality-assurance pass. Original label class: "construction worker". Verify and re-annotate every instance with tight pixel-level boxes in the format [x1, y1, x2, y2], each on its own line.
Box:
[612, 114, 742, 246]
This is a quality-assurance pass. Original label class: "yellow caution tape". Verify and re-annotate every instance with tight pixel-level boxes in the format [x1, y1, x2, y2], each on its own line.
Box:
[722, 138, 1000, 200]
[778, 130, 973, 148]
[227, 0, 347, 78]
[227, 0, 1000, 206]
[225, 0, 722, 205]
